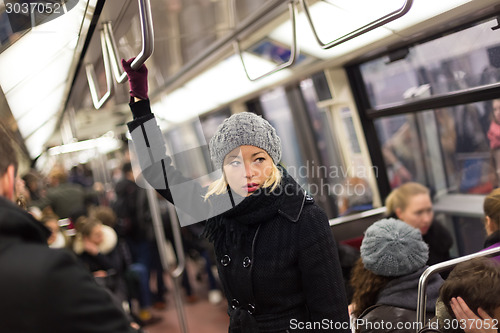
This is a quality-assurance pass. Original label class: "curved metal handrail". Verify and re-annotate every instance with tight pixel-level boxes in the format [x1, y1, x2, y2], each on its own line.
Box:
[104, 0, 154, 83]
[329, 206, 386, 226]
[85, 29, 113, 109]
[300, 0, 413, 50]
[232, 0, 297, 81]
[416, 247, 500, 332]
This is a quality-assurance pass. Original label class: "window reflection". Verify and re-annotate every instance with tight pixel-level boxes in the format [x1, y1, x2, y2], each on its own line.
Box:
[376, 101, 498, 195]
[360, 18, 500, 109]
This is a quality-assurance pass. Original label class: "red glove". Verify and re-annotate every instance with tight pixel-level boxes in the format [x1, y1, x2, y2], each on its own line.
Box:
[121, 57, 148, 100]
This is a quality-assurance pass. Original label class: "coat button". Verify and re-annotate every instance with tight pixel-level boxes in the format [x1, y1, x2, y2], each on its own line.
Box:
[242, 256, 252, 268]
[247, 303, 255, 314]
[231, 299, 240, 309]
[220, 255, 231, 267]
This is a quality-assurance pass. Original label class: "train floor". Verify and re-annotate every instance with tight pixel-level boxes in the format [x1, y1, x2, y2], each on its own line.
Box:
[142, 259, 229, 333]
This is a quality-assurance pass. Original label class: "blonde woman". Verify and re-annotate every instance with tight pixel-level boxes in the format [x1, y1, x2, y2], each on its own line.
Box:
[385, 182, 452, 266]
[122, 58, 349, 332]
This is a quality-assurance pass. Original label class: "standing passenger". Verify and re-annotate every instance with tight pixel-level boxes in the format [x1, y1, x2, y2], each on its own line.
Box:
[121, 58, 350, 332]
[487, 99, 500, 186]
[0, 125, 136, 332]
[385, 182, 452, 267]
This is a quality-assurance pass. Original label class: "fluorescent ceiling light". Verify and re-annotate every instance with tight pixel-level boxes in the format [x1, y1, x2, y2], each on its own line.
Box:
[0, 0, 87, 158]
[152, 53, 292, 124]
[47, 134, 121, 155]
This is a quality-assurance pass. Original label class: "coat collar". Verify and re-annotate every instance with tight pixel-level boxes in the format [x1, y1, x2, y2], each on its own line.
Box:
[0, 196, 50, 244]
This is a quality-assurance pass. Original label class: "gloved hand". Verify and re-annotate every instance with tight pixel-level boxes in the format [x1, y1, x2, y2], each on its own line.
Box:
[121, 57, 148, 100]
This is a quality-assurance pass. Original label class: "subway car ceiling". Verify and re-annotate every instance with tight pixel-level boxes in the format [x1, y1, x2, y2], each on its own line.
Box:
[0, 0, 499, 166]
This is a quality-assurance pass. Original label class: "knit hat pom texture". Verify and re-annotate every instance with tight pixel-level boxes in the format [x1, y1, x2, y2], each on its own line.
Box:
[209, 112, 281, 168]
[360, 218, 429, 277]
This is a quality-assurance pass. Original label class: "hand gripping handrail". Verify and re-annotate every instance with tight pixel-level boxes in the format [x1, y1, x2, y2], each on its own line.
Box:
[146, 187, 189, 333]
[85, 29, 113, 109]
[232, 0, 298, 81]
[415, 246, 500, 332]
[104, 0, 154, 83]
[300, 0, 413, 50]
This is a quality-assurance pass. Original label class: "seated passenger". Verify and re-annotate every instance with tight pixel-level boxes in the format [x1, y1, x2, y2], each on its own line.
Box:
[338, 177, 373, 216]
[73, 217, 123, 293]
[350, 218, 443, 333]
[432, 257, 500, 333]
[482, 188, 500, 262]
[386, 182, 453, 267]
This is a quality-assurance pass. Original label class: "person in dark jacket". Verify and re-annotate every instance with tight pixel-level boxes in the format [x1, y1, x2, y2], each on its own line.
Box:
[385, 182, 453, 267]
[350, 218, 443, 333]
[121, 58, 350, 332]
[0, 125, 135, 333]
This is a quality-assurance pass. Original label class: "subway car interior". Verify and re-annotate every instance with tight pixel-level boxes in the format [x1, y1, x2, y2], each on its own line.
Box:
[1, 0, 500, 331]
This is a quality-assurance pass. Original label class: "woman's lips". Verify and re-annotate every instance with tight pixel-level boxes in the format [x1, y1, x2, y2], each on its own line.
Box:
[245, 183, 259, 192]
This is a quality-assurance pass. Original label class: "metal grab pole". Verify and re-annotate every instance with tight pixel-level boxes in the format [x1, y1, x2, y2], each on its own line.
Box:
[104, 0, 154, 83]
[86, 29, 113, 109]
[300, 0, 413, 50]
[231, 0, 298, 81]
[145, 187, 189, 333]
[416, 246, 500, 332]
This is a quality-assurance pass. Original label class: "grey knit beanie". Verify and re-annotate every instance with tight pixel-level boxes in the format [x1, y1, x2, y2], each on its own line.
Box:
[209, 112, 281, 168]
[361, 218, 429, 277]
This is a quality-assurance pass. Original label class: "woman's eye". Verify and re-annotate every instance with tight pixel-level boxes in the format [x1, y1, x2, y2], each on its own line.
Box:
[255, 157, 265, 163]
[230, 161, 241, 167]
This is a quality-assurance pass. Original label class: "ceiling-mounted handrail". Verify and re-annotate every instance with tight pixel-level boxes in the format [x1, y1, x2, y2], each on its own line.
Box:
[85, 30, 113, 110]
[104, 0, 154, 83]
[415, 246, 500, 332]
[232, 0, 297, 81]
[300, 0, 413, 50]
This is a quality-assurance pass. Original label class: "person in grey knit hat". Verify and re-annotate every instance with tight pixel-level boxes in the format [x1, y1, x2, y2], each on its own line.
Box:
[360, 218, 429, 277]
[349, 218, 443, 333]
[121, 60, 350, 333]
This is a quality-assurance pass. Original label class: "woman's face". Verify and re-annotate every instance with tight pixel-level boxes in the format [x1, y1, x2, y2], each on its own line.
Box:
[86, 224, 104, 246]
[396, 193, 434, 235]
[223, 145, 274, 197]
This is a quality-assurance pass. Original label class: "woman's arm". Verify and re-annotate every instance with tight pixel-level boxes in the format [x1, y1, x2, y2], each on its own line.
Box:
[122, 59, 214, 224]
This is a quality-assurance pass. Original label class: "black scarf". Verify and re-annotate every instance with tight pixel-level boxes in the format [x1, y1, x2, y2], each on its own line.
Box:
[484, 230, 500, 248]
[202, 167, 300, 253]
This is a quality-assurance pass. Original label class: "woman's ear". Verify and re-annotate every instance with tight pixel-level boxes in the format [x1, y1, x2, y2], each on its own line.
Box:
[395, 207, 403, 219]
[484, 216, 497, 235]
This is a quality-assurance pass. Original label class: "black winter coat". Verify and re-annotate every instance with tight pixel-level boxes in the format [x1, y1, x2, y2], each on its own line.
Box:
[0, 196, 134, 333]
[356, 268, 443, 333]
[127, 100, 350, 332]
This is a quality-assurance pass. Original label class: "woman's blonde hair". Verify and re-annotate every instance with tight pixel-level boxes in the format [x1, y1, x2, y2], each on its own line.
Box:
[204, 163, 282, 200]
[385, 182, 429, 216]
